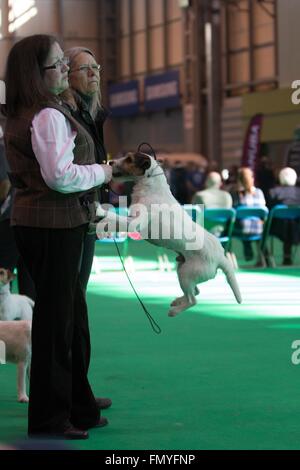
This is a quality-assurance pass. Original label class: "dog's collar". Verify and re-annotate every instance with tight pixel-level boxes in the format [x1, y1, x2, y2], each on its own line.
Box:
[147, 164, 164, 178]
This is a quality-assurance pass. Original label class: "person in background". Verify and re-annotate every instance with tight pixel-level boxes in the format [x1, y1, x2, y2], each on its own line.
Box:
[192, 171, 232, 209]
[0, 125, 35, 299]
[255, 155, 276, 206]
[231, 167, 266, 262]
[185, 161, 205, 203]
[3, 34, 112, 439]
[268, 167, 300, 265]
[170, 160, 188, 204]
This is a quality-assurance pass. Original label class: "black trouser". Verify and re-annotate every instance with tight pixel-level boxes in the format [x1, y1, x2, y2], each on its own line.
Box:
[0, 219, 35, 300]
[79, 233, 96, 292]
[14, 225, 99, 434]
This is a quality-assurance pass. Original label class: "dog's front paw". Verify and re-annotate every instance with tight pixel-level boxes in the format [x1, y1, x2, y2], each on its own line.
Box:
[18, 395, 29, 403]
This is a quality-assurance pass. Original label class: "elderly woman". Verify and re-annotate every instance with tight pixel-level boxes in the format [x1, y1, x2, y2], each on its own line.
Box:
[60, 47, 112, 411]
[60, 47, 109, 291]
[3, 35, 112, 439]
[269, 167, 300, 265]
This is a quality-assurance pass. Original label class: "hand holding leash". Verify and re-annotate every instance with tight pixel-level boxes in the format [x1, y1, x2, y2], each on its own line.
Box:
[100, 164, 113, 183]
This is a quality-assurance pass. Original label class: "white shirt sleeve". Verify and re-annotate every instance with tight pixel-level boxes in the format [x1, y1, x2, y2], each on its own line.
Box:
[31, 108, 105, 194]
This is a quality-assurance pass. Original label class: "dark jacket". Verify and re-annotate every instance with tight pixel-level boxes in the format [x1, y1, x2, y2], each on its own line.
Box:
[269, 185, 300, 207]
[66, 94, 110, 204]
[268, 185, 300, 244]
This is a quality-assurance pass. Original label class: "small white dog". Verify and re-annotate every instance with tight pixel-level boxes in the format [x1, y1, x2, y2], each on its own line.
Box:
[0, 268, 34, 321]
[0, 268, 33, 402]
[0, 320, 31, 402]
[97, 152, 242, 316]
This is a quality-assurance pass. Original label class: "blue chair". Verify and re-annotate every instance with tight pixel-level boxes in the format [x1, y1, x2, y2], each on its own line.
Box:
[204, 208, 236, 254]
[232, 206, 269, 266]
[260, 204, 300, 267]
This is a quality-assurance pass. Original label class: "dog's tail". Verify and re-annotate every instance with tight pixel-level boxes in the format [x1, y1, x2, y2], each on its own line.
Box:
[219, 257, 242, 304]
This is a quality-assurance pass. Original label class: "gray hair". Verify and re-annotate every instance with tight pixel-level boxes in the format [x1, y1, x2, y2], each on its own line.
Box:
[279, 167, 297, 186]
[206, 172, 222, 189]
[63, 46, 102, 118]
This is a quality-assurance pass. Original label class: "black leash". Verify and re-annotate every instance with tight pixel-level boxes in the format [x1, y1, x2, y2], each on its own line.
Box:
[113, 239, 162, 335]
[105, 142, 162, 334]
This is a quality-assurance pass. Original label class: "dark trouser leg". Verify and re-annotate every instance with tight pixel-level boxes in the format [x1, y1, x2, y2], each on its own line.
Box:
[0, 219, 35, 298]
[79, 233, 96, 292]
[13, 225, 99, 434]
[70, 277, 99, 428]
[17, 255, 36, 300]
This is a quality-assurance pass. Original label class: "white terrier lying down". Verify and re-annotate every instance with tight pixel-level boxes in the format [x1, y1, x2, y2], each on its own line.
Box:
[0, 320, 31, 402]
[0, 268, 34, 321]
[96, 152, 242, 317]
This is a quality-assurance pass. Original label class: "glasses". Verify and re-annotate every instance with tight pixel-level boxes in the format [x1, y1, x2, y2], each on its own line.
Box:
[69, 64, 101, 74]
[43, 57, 70, 71]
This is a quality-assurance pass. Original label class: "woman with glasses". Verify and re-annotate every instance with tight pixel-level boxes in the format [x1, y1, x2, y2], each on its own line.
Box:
[3, 35, 112, 439]
[60, 48, 113, 411]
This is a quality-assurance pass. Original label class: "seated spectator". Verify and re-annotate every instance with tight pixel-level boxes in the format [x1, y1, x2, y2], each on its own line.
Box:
[231, 167, 266, 263]
[185, 161, 205, 203]
[268, 167, 300, 265]
[192, 171, 232, 208]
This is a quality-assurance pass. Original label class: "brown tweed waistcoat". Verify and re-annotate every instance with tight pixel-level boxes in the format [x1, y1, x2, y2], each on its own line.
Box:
[5, 102, 98, 228]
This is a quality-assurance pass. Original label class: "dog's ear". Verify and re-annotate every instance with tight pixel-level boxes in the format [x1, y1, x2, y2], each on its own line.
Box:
[134, 152, 151, 172]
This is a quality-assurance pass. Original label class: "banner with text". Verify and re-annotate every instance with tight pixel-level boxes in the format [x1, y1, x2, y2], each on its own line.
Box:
[108, 80, 139, 117]
[144, 70, 180, 112]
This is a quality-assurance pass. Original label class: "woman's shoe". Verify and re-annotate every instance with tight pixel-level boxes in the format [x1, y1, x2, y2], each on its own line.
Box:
[95, 397, 112, 410]
[78, 416, 108, 431]
[29, 425, 89, 440]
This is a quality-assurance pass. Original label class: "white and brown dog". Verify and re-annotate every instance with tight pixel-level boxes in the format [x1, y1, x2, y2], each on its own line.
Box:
[0, 320, 31, 402]
[96, 152, 242, 316]
[0, 268, 34, 321]
[0, 268, 33, 402]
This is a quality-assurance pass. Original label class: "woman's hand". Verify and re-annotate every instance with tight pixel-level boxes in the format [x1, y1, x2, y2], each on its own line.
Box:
[100, 164, 113, 184]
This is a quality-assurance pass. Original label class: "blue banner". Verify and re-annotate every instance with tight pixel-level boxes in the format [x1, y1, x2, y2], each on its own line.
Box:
[108, 80, 139, 117]
[144, 70, 180, 112]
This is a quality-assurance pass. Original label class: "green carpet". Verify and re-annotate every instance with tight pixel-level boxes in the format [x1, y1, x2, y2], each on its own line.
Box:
[0, 240, 300, 450]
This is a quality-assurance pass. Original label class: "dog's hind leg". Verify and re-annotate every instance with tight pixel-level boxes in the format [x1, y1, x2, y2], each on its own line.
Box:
[168, 262, 197, 316]
[17, 361, 29, 403]
[170, 286, 199, 307]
